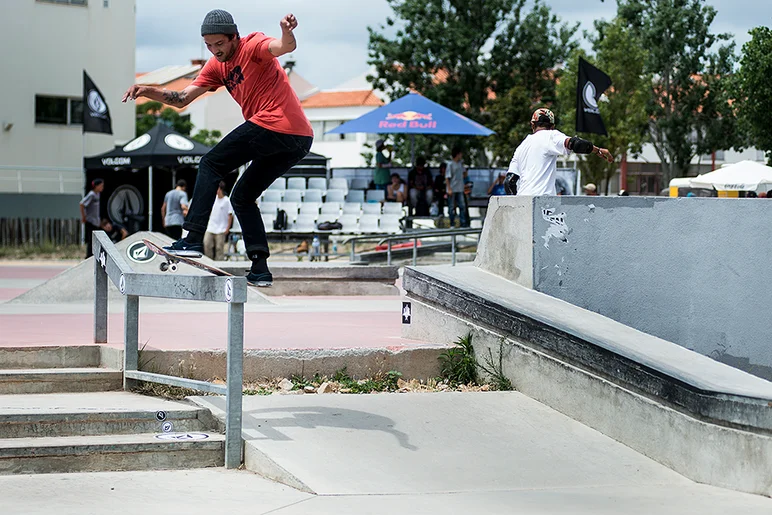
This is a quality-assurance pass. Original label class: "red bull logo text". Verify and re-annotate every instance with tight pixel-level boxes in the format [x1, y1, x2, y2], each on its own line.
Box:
[380, 110, 437, 129]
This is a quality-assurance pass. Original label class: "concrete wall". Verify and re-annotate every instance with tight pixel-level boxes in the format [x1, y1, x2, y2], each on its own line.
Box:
[0, 0, 136, 196]
[476, 196, 772, 380]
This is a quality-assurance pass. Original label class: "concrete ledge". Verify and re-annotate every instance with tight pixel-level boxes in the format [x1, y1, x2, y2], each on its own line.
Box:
[402, 265, 772, 497]
[0, 346, 101, 369]
[217, 262, 400, 296]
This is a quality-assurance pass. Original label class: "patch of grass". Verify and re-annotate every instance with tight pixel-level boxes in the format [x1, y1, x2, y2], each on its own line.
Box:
[243, 387, 272, 396]
[438, 333, 478, 386]
[477, 338, 514, 391]
[133, 381, 199, 400]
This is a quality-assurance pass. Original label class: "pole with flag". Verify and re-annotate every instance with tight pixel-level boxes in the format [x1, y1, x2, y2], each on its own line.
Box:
[576, 57, 612, 136]
[82, 71, 113, 245]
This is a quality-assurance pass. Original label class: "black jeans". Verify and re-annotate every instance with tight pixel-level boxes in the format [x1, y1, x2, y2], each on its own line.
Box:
[84, 222, 99, 259]
[165, 225, 183, 240]
[183, 121, 312, 257]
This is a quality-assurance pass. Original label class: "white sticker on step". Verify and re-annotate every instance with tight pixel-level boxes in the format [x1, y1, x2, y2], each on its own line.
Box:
[155, 432, 209, 441]
[224, 278, 233, 303]
[119, 274, 126, 295]
[162, 421, 173, 433]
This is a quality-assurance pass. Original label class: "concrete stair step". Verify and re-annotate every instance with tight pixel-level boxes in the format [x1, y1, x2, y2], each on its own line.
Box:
[0, 346, 101, 369]
[0, 368, 123, 394]
[0, 407, 211, 438]
[0, 432, 225, 474]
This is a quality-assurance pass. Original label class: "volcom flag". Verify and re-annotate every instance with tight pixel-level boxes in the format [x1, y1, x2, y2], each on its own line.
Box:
[576, 57, 612, 136]
[83, 71, 113, 135]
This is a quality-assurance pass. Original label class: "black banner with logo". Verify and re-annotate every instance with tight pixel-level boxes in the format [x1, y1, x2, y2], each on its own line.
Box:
[576, 57, 612, 136]
[83, 71, 113, 135]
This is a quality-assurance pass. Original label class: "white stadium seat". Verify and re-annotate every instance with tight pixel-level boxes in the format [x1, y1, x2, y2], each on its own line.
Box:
[329, 178, 349, 192]
[259, 201, 279, 215]
[292, 215, 317, 233]
[366, 190, 385, 203]
[338, 214, 359, 232]
[299, 203, 321, 216]
[325, 190, 346, 203]
[261, 190, 283, 203]
[321, 202, 342, 216]
[362, 202, 381, 215]
[358, 214, 380, 233]
[268, 178, 286, 191]
[342, 202, 363, 215]
[287, 177, 306, 190]
[279, 202, 299, 222]
[282, 190, 303, 203]
[382, 202, 404, 215]
[346, 190, 365, 203]
[308, 177, 327, 192]
[303, 189, 324, 203]
[380, 214, 402, 234]
[351, 178, 370, 190]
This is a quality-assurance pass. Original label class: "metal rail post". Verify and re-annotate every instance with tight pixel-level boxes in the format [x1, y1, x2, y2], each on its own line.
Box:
[225, 301, 244, 469]
[350, 240, 356, 262]
[94, 241, 108, 343]
[123, 295, 139, 390]
[452, 234, 457, 266]
[387, 240, 392, 266]
[413, 236, 418, 266]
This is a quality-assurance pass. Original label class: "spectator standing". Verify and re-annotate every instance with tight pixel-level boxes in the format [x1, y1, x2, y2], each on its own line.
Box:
[408, 157, 433, 216]
[100, 218, 128, 243]
[433, 162, 448, 217]
[386, 173, 406, 204]
[445, 146, 468, 227]
[204, 181, 234, 261]
[373, 139, 392, 190]
[488, 172, 507, 196]
[162, 179, 189, 239]
[80, 178, 104, 259]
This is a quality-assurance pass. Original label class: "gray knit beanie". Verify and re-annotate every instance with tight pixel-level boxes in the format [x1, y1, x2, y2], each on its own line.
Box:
[201, 9, 238, 36]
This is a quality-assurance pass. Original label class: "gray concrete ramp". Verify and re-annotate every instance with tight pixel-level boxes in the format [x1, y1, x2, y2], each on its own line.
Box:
[191, 392, 754, 499]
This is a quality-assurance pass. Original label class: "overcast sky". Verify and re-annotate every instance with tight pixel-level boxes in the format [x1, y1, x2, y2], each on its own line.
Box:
[136, 0, 770, 90]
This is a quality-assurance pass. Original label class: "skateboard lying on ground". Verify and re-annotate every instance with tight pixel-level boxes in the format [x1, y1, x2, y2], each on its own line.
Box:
[142, 239, 232, 277]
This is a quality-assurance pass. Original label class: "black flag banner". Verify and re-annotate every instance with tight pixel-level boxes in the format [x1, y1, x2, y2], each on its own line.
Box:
[576, 57, 612, 136]
[83, 71, 113, 135]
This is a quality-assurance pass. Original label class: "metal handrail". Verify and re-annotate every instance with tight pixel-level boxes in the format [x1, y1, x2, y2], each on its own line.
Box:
[344, 227, 482, 266]
[92, 232, 244, 469]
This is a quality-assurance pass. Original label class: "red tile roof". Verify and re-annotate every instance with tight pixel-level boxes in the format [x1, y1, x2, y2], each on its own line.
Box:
[302, 90, 384, 108]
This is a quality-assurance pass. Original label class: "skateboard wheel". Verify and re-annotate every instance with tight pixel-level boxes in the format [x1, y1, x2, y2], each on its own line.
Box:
[169, 263, 178, 272]
[159, 262, 169, 272]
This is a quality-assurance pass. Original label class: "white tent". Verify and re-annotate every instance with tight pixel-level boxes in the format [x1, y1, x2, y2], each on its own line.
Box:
[689, 160, 772, 191]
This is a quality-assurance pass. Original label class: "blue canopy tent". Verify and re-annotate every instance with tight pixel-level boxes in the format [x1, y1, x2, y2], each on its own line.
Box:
[327, 92, 494, 164]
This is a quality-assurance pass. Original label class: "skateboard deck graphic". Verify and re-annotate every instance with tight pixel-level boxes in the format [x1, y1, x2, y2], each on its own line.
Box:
[142, 239, 232, 277]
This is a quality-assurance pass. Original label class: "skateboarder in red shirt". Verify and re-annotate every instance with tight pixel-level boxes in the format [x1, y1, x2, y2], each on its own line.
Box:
[122, 10, 313, 287]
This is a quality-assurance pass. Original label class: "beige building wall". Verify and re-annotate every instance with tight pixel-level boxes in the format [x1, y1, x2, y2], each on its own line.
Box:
[0, 0, 136, 196]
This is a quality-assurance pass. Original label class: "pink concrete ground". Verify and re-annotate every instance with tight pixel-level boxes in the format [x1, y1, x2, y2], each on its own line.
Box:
[0, 263, 430, 351]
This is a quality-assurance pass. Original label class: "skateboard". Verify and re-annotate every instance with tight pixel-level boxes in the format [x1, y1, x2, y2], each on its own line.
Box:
[142, 239, 232, 277]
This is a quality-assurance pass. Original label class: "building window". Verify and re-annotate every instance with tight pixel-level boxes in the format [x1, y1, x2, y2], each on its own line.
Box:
[35, 96, 82, 126]
[37, 0, 88, 5]
[321, 121, 355, 142]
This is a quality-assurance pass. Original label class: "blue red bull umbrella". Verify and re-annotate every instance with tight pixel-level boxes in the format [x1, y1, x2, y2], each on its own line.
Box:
[326, 92, 494, 136]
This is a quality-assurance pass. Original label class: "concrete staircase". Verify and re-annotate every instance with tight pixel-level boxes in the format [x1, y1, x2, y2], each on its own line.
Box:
[0, 346, 225, 474]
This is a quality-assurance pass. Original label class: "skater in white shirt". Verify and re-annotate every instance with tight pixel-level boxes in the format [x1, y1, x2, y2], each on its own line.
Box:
[505, 108, 613, 196]
[204, 181, 234, 261]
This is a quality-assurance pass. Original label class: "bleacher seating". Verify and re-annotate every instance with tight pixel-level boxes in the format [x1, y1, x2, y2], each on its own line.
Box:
[259, 201, 279, 216]
[268, 178, 286, 191]
[339, 214, 359, 232]
[279, 202, 300, 222]
[329, 178, 349, 192]
[325, 190, 346, 203]
[287, 177, 306, 190]
[292, 214, 317, 233]
[362, 202, 381, 215]
[320, 202, 342, 216]
[261, 213, 276, 230]
[351, 178, 370, 190]
[303, 189, 324, 203]
[308, 177, 327, 192]
[366, 190, 385, 203]
[261, 190, 283, 203]
[342, 202, 363, 215]
[382, 202, 404, 215]
[346, 190, 365, 203]
[283, 190, 303, 203]
[299, 203, 320, 216]
[380, 214, 402, 234]
[359, 214, 380, 233]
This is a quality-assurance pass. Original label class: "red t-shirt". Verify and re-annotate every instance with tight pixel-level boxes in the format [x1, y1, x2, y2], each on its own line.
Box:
[192, 32, 313, 138]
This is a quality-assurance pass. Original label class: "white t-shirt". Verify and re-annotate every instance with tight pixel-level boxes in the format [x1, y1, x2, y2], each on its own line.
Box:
[206, 195, 233, 234]
[507, 129, 571, 196]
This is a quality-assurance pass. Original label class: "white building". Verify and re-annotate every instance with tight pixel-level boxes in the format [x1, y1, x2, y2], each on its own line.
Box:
[0, 0, 136, 217]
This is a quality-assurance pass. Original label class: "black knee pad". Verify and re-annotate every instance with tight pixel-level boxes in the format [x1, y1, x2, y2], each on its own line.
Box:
[504, 173, 519, 195]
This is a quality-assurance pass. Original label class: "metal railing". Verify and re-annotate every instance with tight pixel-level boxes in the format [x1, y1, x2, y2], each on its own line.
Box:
[344, 227, 482, 266]
[92, 231, 246, 468]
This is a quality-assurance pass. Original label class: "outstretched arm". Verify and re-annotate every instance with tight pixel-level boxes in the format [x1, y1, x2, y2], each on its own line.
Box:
[564, 137, 614, 163]
[268, 13, 298, 57]
[121, 84, 208, 108]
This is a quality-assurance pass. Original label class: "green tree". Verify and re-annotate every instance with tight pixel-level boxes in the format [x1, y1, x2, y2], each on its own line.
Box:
[367, 0, 526, 166]
[617, 0, 739, 185]
[135, 101, 193, 137]
[486, 1, 578, 165]
[557, 18, 651, 194]
[191, 129, 222, 148]
[734, 27, 772, 164]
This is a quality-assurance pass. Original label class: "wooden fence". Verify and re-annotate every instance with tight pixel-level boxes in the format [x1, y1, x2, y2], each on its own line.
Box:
[0, 218, 82, 246]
